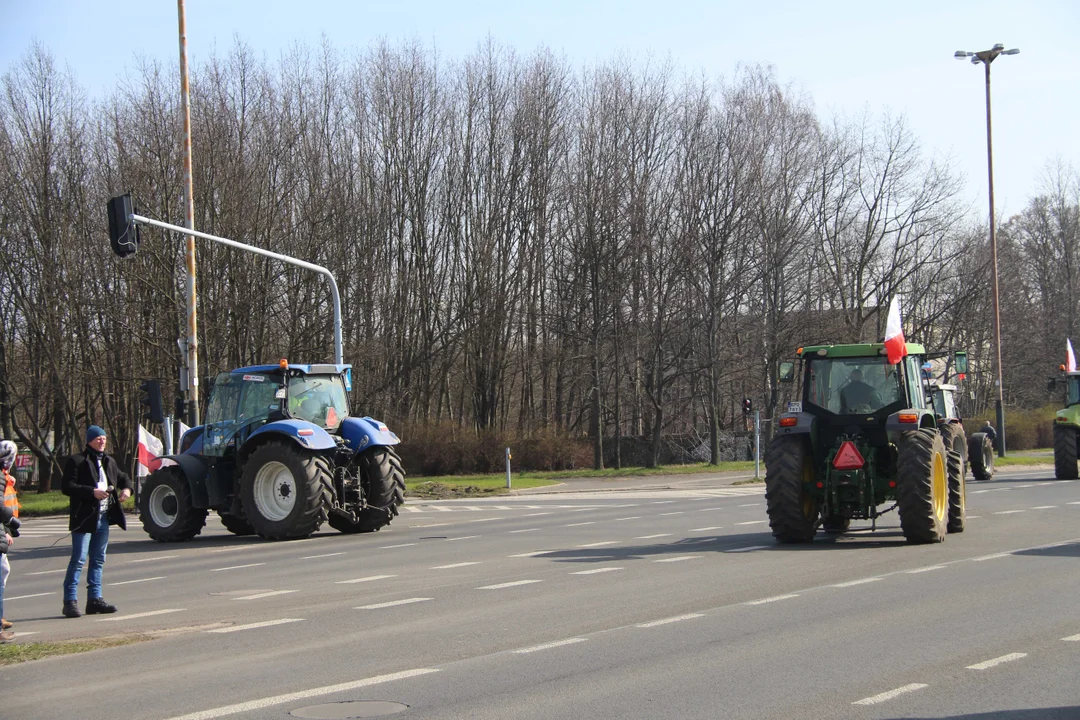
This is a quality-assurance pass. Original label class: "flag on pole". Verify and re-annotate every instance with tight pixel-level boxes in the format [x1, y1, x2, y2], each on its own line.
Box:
[177, 420, 191, 446]
[136, 424, 163, 477]
[884, 296, 908, 365]
[1068, 339, 1078, 373]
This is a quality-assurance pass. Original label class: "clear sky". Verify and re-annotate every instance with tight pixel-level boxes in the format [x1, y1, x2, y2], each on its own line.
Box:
[2, 0, 1076, 220]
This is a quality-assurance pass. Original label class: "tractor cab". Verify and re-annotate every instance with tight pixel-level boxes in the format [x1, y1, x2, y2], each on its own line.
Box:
[927, 383, 960, 422]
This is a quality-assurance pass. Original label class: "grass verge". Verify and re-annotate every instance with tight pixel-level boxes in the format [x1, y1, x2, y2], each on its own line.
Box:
[0, 633, 151, 665]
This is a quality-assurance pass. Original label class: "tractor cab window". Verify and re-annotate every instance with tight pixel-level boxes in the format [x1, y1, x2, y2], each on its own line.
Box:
[1068, 376, 1080, 407]
[288, 374, 350, 429]
[206, 373, 242, 425]
[806, 357, 904, 415]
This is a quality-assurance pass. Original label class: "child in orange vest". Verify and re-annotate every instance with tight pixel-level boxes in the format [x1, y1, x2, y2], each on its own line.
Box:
[0, 440, 20, 639]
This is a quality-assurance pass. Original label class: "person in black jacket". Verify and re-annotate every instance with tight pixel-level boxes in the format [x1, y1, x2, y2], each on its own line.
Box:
[60, 426, 131, 618]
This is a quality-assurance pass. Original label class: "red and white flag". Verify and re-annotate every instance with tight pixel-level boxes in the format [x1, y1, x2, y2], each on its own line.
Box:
[136, 424, 163, 477]
[884, 296, 908, 365]
[1068, 339, 1077, 372]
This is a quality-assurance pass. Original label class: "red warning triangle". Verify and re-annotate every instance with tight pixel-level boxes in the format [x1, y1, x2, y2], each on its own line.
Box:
[832, 441, 864, 471]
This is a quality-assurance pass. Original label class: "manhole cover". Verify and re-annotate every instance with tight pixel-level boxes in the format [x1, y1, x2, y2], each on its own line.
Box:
[291, 701, 409, 719]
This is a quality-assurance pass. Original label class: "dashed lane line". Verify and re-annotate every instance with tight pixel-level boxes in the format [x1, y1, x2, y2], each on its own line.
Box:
[233, 590, 298, 600]
[508, 550, 555, 558]
[127, 555, 179, 564]
[378, 543, 418, 549]
[635, 534, 671, 539]
[725, 545, 769, 553]
[431, 562, 482, 570]
[25, 569, 65, 576]
[510, 528, 538, 533]
[1031, 506, 1058, 510]
[578, 541, 619, 548]
[971, 552, 1013, 562]
[159, 668, 440, 720]
[6, 591, 56, 601]
[746, 594, 799, 605]
[477, 580, 543, 590]
[570, 567, 623, 575]
[992, 510, 1025, 515]
[96, 609, 185, 622]
[299, 552, 345, 560]
[966, 653, 1027, 670]
[335, 575, 397, 584]
[207, 618, 303, 633]
[109, 576, 165, 586]
[636, 613, 703, 628]
[514, 638, 586, 653]
[853, 684, 929, 706]
[210, 563, 266, 572]
[653, 555, 700, 563]
[832, 578, 881, 588]
[1063, 634, 1080, 642]
[735, 520, 767, 526]
[355, 598, 432, 610]
[565, 522, 595, 527]
[690, 526, 724, 532]
[659, 511, 685, 516]
[445, 536, 481, 541]
[615, 516, 642, 521]
[906, 565, 946, 574]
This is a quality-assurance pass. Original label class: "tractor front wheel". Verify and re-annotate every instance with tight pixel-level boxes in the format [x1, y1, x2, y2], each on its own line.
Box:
[327, 447, 406, 534]
[765, 435, 818, 543]
[138, 467, 208, 542]
[241, 441, 333, 540]
[896, 429, 948, 544]
[946, 449, 966, 533]
[217, 511, 255, 536]
[1053, 424, 1078, 480]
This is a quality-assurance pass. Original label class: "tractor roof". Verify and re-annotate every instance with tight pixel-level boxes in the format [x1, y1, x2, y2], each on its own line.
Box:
[232, 363, 352, 375]
[798, 342, 926, 358]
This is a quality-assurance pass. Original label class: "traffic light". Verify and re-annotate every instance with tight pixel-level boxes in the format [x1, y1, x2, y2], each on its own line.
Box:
[742, 398, 753, 415]
[107, 193, 139, 257]
[139, 379, 164, 424]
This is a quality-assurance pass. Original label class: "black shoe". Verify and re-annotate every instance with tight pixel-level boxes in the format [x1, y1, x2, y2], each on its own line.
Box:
[85, 597, 117, 615]
[62, 600, 82, 618]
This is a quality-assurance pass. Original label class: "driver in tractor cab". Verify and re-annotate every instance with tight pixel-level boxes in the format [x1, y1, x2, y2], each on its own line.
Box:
[840, 368, 881, 414]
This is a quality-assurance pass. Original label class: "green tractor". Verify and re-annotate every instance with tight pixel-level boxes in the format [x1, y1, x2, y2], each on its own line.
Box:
[766, 343, 969, 544]
[1051, 370, 1080, 479]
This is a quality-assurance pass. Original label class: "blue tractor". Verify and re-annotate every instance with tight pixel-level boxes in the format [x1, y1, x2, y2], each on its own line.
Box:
[138, 362, 405, 541]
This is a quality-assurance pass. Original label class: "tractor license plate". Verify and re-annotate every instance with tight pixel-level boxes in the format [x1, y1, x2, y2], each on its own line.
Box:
[787, 402, 802, 413]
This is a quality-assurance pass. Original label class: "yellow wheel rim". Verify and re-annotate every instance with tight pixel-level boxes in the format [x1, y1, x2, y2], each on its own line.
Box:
[932, 450, 947, 521]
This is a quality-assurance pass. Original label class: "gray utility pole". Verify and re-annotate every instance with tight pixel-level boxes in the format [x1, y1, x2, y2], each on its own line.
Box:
[177, 0, 199, 427]
[955, 42, 1019, 458]
[754, 410, 761, 480]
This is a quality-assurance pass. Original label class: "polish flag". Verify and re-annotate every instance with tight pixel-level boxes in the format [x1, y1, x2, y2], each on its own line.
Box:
[136, 424, 164, 477]
[884, 296, 907, 365]
[1068, 339, 1077, 373]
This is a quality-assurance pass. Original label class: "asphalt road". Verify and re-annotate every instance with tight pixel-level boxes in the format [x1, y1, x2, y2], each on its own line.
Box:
[2, 467, 1079, 720]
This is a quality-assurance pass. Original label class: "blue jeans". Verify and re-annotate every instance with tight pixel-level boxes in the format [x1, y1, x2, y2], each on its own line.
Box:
[64, 511, 110, 602]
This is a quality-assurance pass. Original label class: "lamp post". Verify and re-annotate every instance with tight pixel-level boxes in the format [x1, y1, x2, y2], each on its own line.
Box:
[955, 43, 1018, 458]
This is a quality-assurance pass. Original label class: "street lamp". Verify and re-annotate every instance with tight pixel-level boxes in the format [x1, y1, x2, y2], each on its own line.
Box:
[955, 43, 1019, 458]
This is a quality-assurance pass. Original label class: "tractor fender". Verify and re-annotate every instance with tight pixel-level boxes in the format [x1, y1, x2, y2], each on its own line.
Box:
[158, 453, 211, 508]
[773, 411, 814, 437]
[339, 416, 401, 453]
[245, 420, 338, 455]
[886, 409, 937, 443]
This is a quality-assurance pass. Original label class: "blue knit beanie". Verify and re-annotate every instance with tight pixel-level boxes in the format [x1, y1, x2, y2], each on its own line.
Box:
[86, 425, 107, 443]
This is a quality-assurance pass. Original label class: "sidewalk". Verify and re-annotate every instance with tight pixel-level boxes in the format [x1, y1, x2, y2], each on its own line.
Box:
[508, 468, 762, 495]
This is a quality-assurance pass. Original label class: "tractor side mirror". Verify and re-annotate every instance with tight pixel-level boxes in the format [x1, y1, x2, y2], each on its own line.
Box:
[954, 351, 968, 375]
[778, 361, 795, 383]
[1047, 377, 1057, 393]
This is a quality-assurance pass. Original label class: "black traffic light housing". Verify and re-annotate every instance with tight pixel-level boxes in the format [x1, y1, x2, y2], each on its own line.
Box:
[140, 379, 164, 424]
[107, 193, 139, 257]
[742, 398, 753, 415]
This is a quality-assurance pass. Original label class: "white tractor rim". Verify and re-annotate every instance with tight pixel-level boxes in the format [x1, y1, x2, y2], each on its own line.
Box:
[148, 484, 178, 528]
[253, 461, 297, 522]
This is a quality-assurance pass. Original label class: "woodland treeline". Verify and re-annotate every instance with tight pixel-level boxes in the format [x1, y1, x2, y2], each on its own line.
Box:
[1, 39, 1077, 485]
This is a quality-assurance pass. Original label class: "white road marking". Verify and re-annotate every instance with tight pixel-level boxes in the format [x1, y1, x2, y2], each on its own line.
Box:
[445, 535, 481, 541]
[565, 522, 595, 527]
[411, 523, 451, 528]
[13, 631, 39, 637]
[966, 515, 981, 519]
[659, 511, 685, 516]
[127, 555, 179, 564]
[207, 618, 303, 633]
[746, 594, 799, 605]
[966, 652, 1027, 670]
[210, 563, 265, 572]
[159, 668, 440, 720]
[508, 550, 555, 557]
[1068, 501, 1080, 505]
[690, 526, 724, 532]
[378, 543, 418, 549]
[477, 580, 543, 590]
[97, 609, 185, 622]
[299, 552, 345, 560]
[110, 576, 166, 586]
[335, 575, 396, 584]
[578, 541, 619, 548]
[615, 516, 641, 521]
[523, 512, 552, 517]
[233, 590, 298, 600]
[725, 545, 769, 553]
[832, 578, 881, 588]
[738, 503, 761, 507]
[654, 555, 700, 563]
[355, 598, 432, 610]
[1014, 484, 1034, 488]
[570, 567, 623, 575]
[652, 500, 676, 505]
[5, 591, 56, 600]
[431, 562, 481, 569]
[514, 638, 586, 653]
[25, 569, 65, 576]
[637, 613, 703, 628]
[853, 683, 929, 705]
[906, 565, 946, 573]
[635, 534, 671, 539]
[699, 507, 724, 512]
[510, 528, 538, 533]
[1062, 633, 1080, 642]
[1031, 506, 1058, 510]
[735, 520, 767, 526]
[972, 552, 1013, 562]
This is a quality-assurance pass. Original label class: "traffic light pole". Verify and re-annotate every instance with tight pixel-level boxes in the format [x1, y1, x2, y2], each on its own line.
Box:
[128, 213, 344, 365]
[177, 0, 199, 427]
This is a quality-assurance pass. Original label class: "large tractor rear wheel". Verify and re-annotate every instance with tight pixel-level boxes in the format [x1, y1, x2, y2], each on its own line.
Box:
[968, 432, 995, 481]
[241, 441, 333, 540]
[328, 447, 406, 534]
[138, 467, 208, 542]
[896, 429, 948, 544]
[1053, 424, 1078, 479]
[765, 435, 818, 543]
